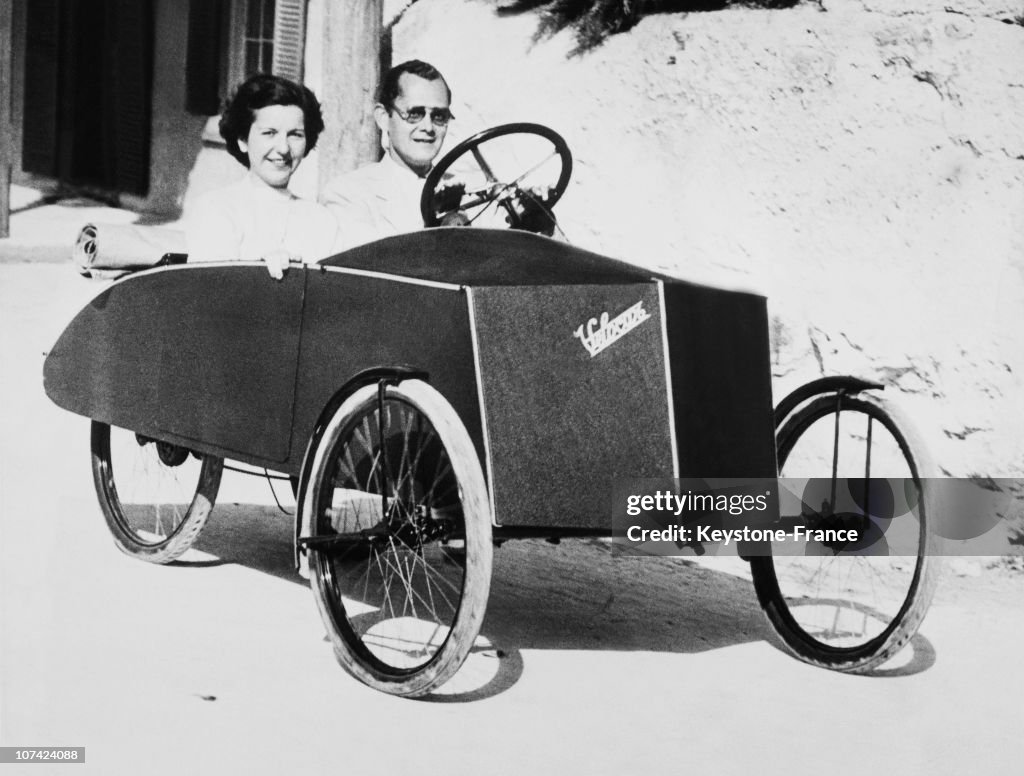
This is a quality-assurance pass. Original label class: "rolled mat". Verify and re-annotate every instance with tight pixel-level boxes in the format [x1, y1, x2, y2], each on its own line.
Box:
[73, 223, 187, 278]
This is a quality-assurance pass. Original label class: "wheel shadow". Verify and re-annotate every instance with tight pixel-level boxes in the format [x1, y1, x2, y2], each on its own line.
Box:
[760, 598, 938, 678]
[421, 538, 772, 702]
[187, 502, 302, 580]
[184, 505, 935, 701]
[860, 633, 937, 677]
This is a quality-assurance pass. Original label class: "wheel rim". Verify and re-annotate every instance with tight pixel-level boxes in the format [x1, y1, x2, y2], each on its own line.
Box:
[768, 396, 928, 658]
[311, 393, 471, 676]
[96, 424, 214, 548]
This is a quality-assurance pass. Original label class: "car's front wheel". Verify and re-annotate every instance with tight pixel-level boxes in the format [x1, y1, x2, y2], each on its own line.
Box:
[302, 379, 493, 697]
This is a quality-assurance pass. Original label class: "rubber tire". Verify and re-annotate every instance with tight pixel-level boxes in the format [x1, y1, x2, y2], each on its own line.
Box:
[91, 421, 224, 564]
[304, 380, 493, 697]
[750, 392, 941, 672]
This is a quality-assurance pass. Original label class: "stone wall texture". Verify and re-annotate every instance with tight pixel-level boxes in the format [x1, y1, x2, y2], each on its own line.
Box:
[391, 0, 1024, 477]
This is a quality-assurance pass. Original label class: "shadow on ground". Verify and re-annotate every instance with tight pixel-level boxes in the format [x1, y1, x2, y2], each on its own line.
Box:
[187, 502, 935, 700]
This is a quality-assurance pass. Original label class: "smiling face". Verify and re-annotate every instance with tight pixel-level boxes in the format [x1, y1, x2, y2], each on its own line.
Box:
[377, 73, 451, 177]
[238, 104, 307, 189]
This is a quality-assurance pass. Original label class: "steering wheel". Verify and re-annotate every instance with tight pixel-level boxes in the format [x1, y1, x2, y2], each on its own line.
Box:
[420, 123, 572, 234]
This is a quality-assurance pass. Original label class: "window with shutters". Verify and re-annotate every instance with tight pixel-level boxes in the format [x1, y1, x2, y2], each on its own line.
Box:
[227, 0, 307, 98]
[187, 0, 306, 117]
[22, 0, 153, 195]
[227, 0, 277, 88]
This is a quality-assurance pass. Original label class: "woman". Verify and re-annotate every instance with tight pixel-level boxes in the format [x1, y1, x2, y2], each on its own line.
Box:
[187, 74, 337, 278]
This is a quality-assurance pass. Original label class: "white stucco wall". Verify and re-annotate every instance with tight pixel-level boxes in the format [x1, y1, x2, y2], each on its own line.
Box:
[388, 0, 1024, 477]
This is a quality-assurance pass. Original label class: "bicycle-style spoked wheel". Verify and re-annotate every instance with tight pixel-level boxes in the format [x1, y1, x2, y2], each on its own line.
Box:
[304, 380, 492, 697]
[91, 421, 223, 563]
[750, 392, 939, 671]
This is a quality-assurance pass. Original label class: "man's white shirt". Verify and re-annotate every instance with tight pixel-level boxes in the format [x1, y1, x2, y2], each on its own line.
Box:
[322, 154, 430, 251]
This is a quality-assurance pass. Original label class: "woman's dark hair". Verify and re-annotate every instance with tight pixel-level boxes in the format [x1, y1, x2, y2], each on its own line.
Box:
[219, 74, 325, 167]
[378, 60, 452, 110]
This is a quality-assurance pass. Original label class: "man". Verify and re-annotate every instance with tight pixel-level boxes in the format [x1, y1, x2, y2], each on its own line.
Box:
[323, 60, 454, 248]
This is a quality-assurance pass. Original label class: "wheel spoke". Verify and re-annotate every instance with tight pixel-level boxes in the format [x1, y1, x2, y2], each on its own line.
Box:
[470, 146, 498, 183]
[510, 148, 560, 189]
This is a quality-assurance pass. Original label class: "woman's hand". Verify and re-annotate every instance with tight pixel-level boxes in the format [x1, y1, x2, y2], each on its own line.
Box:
[262, 250, 299, 280]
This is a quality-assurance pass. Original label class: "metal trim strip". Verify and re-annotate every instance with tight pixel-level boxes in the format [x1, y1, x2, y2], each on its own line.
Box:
[657, 280, 680, 478]
[319, 264, 462, 291]
[465, 286, 500, 527]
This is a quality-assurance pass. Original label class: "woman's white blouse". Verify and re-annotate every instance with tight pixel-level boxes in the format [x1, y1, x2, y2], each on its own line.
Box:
[186, 174, 338, 264]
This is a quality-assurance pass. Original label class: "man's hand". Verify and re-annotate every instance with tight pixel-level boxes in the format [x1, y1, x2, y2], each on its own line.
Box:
[440, 210, 471, 227]
[433, 180, 467, 214]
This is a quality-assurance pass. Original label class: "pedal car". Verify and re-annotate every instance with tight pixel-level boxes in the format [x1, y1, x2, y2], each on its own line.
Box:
[43, 125, 938, 696]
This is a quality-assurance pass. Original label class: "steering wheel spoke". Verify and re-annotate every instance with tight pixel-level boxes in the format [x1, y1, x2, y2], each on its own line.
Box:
[470, 146, 499, 184]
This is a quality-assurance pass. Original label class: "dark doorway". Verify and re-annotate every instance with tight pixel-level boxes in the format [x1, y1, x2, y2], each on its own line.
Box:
[22, 0, 154, 197]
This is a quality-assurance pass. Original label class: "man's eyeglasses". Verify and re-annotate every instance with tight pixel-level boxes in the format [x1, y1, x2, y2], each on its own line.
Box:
[391, 105, 454, 127]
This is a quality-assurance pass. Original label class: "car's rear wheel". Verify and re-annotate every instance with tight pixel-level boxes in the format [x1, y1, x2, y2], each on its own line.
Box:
[303, 380, 493, 697]
[750, 392, 940, 672]
[91, 421, 223, 563]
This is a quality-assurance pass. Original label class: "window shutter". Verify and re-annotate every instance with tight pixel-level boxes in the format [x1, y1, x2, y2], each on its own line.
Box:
[186, 0, 226, 115]
[272, 0, 306, 82]
[108, 0, 154, 195]
[21, 0, 61, 176]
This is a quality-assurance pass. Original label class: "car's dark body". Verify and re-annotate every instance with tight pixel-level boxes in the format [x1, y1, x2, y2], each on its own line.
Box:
[44, 228, 776, 530]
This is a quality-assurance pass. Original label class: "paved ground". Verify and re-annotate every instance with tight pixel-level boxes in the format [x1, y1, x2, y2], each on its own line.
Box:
[1, 203, 1023, 775]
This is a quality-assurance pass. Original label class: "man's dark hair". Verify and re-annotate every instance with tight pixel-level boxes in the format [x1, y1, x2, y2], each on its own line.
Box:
[219, 74, 325, 167]
[378, 60, 452, 110]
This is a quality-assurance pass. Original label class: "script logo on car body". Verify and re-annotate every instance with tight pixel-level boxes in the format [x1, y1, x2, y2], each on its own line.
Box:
[573, 300, 652, 358]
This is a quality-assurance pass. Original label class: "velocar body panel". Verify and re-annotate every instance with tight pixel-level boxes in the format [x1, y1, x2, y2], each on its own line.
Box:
[44, 228, 776, 529]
